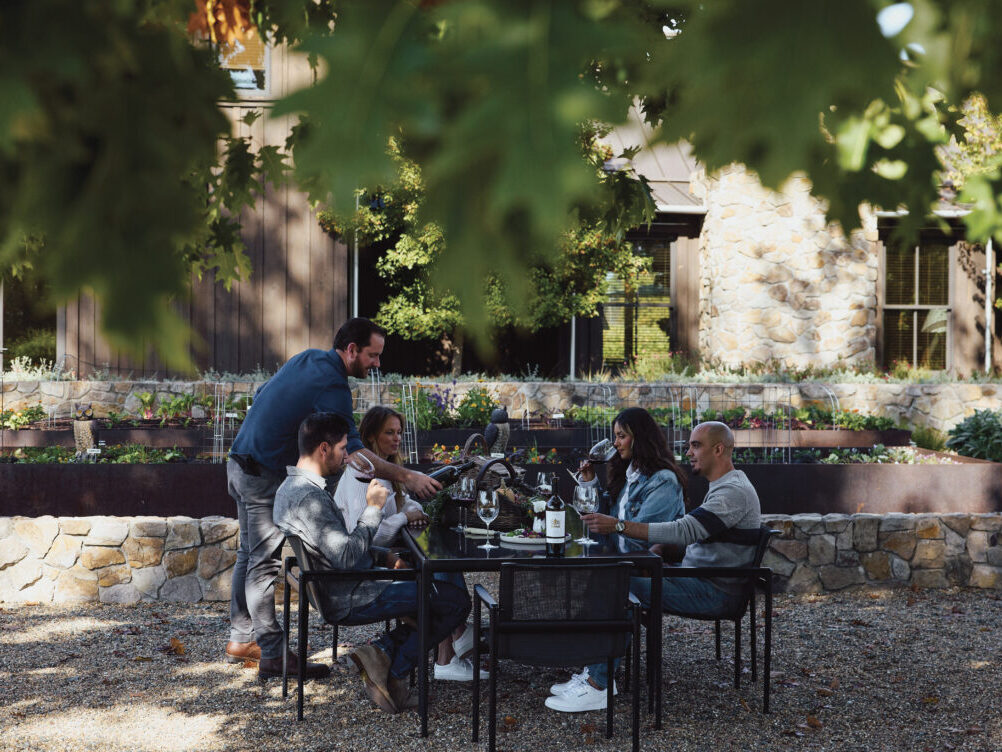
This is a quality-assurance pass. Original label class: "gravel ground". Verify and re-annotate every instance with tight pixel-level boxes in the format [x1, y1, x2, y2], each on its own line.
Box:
[1, 585, 1000, 752]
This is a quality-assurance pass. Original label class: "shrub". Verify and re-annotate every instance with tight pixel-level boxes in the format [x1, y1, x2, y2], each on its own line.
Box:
[8, 328, 55, 364]
[911, 425, 947, 452]
[946, 410, 1002, 461]
[454, 386, 497, 428]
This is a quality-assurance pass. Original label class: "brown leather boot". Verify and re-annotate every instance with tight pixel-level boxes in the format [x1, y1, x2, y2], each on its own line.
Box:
[225, 640, 261, 665]
[347, 645, 396, 713]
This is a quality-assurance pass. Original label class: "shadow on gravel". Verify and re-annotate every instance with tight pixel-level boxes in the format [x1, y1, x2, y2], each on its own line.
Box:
[2, 589, 1001, 751]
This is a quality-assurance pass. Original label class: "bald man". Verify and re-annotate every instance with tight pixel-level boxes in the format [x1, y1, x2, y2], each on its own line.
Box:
[548, 421, 762, 713]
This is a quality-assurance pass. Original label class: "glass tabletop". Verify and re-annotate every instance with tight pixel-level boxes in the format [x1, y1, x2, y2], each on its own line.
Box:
[404, 510, 655, 565]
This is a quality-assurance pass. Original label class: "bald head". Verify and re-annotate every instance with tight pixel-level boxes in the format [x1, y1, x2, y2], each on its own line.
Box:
[697, 421, 734, 451]
[686, 421, 736, 481]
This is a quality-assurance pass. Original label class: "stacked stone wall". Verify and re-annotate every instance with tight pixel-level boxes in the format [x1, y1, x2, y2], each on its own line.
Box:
[763, 513, 1002, 592]
[0, 515, 239, 605]
[3, 380, 1002, 433]
[2, 513, 1000, 603]
[698, 166, 879, 369]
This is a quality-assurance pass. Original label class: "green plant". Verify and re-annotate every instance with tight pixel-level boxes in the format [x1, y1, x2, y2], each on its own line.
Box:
[8, 328, 56, 364]
[911, 425, 947, 452]
[454, 387, 497, 428]
[0, 403, 46, 429]
[135, 392, 157, 420]
[946, 410, 1002, 461]
[404, 386, 456, 430]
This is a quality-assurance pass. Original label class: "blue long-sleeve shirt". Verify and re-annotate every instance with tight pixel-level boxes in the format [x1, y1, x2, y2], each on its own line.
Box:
[229, 349, 363, 474]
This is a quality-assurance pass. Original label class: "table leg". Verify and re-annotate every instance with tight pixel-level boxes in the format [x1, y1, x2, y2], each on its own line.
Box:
[651, 568, 662, 728]
[418, 565, 431, 737]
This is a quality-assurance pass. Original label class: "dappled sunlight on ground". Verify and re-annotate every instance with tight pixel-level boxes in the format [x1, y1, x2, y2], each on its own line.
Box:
[12, 707, 227, 751]
[2, 614, 130, 645]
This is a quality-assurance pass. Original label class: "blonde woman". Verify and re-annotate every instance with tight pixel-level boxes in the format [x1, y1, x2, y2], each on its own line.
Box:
[333, 405, 485, 681]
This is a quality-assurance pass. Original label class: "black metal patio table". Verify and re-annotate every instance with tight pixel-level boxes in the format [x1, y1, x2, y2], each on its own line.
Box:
[401, 512, 663, 737]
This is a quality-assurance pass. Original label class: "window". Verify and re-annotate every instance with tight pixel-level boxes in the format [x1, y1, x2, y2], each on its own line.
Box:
[218, 34, 270, 95]
[601, 224, 675, 368]
[881, 229, 952, 370]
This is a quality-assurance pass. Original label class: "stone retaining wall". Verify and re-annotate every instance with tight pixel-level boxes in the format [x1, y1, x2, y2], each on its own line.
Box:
[762, 513, 1002, 592]
[3, 379, 1002, 432]
[2, 513, 1000, 603]
[0, 515, 239, 605]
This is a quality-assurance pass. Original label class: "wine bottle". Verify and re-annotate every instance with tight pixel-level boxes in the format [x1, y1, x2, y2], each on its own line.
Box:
[545, 478, 565, 557]
[426, 460, 476, 486]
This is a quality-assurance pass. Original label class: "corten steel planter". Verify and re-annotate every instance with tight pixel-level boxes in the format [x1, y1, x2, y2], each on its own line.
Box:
[685, 455, 1002, 515]
[0, 463, 232, 518]
[4, 454, 995, 519]
[0, 427, 209, 449]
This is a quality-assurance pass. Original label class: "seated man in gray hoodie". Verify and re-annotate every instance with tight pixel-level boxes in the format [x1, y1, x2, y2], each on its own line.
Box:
[548, 420, 761, 713]
[273, 412, 470, 714]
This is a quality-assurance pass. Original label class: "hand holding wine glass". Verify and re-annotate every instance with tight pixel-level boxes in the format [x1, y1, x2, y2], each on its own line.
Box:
[348, 453, 376, 482]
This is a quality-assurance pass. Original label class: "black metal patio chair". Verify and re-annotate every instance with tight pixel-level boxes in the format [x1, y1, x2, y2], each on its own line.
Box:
[473, 560, 642, 752]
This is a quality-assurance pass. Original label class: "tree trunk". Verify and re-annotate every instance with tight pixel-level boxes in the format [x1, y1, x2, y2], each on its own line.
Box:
[450, 329, 464, 376]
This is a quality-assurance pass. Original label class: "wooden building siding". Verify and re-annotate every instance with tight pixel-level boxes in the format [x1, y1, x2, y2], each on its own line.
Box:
[57, 45, 348, 378]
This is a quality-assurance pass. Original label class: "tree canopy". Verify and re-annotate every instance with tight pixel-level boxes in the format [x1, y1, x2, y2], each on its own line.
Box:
[4, 0, 1002, 369]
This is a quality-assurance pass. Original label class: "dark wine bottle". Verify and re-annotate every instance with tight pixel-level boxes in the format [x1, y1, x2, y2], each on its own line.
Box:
[545, 478, 565, 557]
[426, 460, 476, 486]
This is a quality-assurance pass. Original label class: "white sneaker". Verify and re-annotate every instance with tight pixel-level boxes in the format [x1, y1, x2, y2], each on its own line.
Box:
[550, 669, 617, 697]
[433, 655, 488, 681]
[544, 680, 615, 712]
[550, 669, 589, 696]
[451, 623, 474, 658]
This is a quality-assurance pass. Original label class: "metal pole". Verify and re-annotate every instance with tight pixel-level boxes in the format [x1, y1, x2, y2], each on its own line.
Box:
[986, 238, 994, 373]
[352, 193, 359, 319]
[569, 316, 576, 380]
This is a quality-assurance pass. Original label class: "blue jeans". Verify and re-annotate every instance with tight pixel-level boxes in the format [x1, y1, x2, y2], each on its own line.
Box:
[587, 575, 747, 690]
[344, 577, 470, 679]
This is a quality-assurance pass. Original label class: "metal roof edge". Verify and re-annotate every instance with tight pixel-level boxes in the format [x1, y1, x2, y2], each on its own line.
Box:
[655, 203, 707, 214]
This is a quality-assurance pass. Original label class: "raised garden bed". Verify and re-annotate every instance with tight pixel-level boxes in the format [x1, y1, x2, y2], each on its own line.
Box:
[0, 427, 210, 449]
[4, 454, 999, 519]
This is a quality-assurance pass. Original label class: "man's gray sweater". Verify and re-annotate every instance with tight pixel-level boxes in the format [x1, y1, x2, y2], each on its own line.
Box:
[647, 469, 761, 593]
[273, 467, 389, 622]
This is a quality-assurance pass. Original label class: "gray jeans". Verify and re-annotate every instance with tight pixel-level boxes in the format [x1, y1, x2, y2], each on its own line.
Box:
[227, 459, 286, 659]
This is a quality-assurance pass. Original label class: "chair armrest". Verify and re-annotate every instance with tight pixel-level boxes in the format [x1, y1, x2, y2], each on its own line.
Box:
[284, 555, 298, 571]
[299, 567, 417, 585]
[660, 566, 770, 579]
[474, 584, 498, 610]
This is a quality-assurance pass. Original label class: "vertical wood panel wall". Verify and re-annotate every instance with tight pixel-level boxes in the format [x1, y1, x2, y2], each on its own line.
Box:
[57, 46, 348, 378]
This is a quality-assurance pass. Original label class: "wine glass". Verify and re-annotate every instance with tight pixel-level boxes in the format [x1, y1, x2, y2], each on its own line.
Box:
[572, 485, 598, 545]
[348, 453, 376, 482]
[536, 472, 553, 496]
[454, 475, 477, 533]
[587, 438, 617, 463]
[476, 490, 499, 550]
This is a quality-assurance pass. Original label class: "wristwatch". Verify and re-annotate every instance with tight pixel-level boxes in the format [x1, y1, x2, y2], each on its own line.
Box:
[614, 520, 626, 533]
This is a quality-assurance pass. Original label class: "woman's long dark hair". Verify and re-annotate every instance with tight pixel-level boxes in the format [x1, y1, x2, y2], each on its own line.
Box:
[606, 407, 689, 510]
[358, 405, 406, 508]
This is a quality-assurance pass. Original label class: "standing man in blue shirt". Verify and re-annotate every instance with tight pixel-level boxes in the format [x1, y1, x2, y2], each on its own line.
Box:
[223, 317, 442, 679]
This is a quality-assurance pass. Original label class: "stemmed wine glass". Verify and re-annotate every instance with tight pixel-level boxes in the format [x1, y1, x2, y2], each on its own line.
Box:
[348, 453, 376, 482]
[476, 490, 499, 550]
[454, 476, 477, 533]
[536, 472, 554, 495]
[572, 485, 598, 545]
[571, 439, 618, 484]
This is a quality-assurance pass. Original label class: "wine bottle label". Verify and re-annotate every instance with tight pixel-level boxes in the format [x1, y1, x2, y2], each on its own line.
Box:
[546, 510, 565, 539]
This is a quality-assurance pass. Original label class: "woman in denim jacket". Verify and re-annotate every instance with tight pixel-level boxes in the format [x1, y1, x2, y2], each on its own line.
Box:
[546, 406, 687, 709]
[576, 406, 688, 552]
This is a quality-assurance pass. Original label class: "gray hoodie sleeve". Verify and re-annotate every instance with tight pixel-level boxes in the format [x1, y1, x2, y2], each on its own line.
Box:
[281, 486, 383, 569]
[646, 514, 710, 547]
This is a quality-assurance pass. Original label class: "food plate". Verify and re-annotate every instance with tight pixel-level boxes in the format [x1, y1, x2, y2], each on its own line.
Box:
[500, 531, 572, 545]
[462, 527, 493, 538]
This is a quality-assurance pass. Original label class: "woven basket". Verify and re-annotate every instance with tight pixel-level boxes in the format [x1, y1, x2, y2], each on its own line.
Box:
[444, 434, 531, 532]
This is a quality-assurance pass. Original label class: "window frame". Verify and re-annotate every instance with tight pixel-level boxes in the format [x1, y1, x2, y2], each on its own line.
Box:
[877, 224, 957, 372]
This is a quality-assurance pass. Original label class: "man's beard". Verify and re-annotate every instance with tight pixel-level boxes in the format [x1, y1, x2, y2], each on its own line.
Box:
[349, 362, 370, 379]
